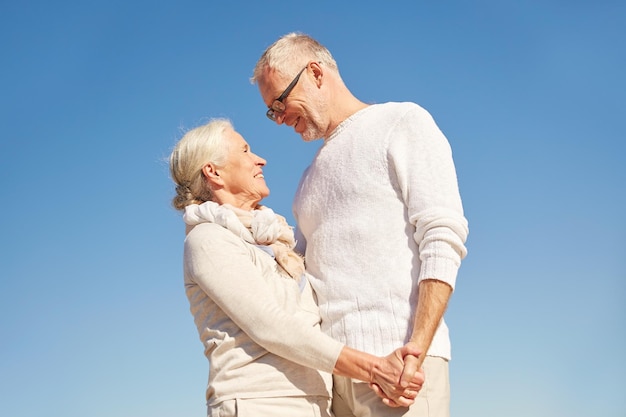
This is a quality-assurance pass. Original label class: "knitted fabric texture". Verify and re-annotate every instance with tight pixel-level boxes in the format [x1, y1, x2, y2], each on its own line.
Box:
[183, 201, 305, 279]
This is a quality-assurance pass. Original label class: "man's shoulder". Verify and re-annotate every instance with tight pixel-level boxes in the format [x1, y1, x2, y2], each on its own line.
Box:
[373, 101, 426, 114]
[373, 102, 436, 127]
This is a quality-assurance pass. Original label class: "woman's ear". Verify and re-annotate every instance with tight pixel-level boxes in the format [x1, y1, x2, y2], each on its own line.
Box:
[202, 163, 222, 186]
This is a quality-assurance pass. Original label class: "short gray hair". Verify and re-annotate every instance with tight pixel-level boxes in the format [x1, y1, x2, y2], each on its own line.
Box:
[251, 32, 338, 84]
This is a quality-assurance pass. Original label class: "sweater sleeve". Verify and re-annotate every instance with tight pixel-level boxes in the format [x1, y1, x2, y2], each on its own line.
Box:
[388, 104, 469, 289]
[184, 224, 343, 373]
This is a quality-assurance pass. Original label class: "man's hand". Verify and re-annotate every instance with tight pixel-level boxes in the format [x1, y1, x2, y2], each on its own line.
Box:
[368, 344, 425, 407]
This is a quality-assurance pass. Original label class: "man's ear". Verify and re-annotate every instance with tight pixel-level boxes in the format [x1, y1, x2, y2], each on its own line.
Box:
[309, 61, 324, 88]
[202, 163, 222, 186]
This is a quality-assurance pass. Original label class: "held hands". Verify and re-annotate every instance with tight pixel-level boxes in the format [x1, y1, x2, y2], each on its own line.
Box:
[368, 343, 425, 408]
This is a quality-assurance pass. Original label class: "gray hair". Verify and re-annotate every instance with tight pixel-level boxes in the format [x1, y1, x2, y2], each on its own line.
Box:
[251, 32, 338, 84]
[169, 118, 232, 211]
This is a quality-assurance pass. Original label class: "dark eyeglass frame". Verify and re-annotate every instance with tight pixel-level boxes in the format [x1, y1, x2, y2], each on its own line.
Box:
[266, 65, 308, 121]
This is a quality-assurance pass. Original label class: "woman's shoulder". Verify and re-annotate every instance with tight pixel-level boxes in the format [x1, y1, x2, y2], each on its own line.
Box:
[184, 222, 246, 250]
[186, 221, 221, 236]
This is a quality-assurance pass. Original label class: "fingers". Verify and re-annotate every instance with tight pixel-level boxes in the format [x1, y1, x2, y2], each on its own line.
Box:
[371, 384, 418, 399]
[369, 382, 418, 408]
[370, 383, 400, 407]
[396, 343, 423, 388]
[384, 395, 413, 408]
[400, 354, 421, 387]
[370, 345, 425, 408]
[382, 397, 403, 408]
[369, 383, 384, 399]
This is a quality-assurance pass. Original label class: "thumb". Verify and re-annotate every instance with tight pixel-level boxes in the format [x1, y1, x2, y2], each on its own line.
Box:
[400, 354, 420, 387]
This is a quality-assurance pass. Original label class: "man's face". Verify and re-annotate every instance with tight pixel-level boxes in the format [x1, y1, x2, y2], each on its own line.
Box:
[258, 65, 327, 142]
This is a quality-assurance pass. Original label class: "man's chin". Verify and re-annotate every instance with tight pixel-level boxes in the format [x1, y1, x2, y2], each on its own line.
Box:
[294, 118, 323, 141]
[300, 127, 323, 142]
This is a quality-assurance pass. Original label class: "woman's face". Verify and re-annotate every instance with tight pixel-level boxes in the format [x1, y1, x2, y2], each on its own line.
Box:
[216, 128, 269, 210]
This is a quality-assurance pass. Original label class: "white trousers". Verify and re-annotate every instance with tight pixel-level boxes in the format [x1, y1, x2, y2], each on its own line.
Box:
[331, 356, 450, 417]
[208, 395, 332, 417]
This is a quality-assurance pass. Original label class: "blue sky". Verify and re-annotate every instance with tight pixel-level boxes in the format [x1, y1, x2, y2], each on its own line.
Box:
[1, 1, 624, 416]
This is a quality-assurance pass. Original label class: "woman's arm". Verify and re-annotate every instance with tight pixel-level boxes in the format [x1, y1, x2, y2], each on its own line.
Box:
[186, 224, 342, 370]
[185, 224, 422, 403]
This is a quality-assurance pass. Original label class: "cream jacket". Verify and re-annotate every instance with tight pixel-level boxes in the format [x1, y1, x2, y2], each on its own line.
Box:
[183, 222, 344, 406]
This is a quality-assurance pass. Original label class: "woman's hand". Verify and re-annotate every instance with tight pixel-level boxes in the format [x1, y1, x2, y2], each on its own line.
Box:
[368, 344, 425, 407]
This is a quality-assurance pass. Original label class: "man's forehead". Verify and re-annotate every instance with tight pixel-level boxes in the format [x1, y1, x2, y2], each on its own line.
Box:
[258, 69, 288, 103]
[259, 67, 288, 85]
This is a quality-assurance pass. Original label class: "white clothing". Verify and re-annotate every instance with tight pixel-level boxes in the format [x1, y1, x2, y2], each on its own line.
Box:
[293, 102, 469, 359]
[184, 221, 343, 406]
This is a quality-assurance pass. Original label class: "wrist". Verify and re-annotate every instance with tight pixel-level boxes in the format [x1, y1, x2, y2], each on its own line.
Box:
[368, 356, 384, 384]
[334, 346, 381, 383]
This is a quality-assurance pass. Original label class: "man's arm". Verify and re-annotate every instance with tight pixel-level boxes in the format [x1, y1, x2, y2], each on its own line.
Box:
[400, 278, 453, 385]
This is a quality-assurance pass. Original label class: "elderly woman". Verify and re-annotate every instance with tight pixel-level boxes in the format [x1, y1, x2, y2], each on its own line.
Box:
[169, 118, 423, 417]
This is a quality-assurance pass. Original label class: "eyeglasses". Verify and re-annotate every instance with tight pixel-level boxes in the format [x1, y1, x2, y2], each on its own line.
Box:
[266, 65, 308, 121]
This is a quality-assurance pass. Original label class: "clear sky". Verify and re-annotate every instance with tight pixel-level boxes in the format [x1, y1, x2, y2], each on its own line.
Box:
[1, 1, 624, 416]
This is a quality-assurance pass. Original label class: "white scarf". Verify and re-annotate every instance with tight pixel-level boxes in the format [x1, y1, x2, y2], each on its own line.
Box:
[183, 201, 305, 279]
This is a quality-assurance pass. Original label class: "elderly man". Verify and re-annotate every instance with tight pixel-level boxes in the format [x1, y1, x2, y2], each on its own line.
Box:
[251, 33, 469, 417]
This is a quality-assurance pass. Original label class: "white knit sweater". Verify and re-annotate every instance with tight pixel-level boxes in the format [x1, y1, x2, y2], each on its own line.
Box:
[293, 102, 469, 360]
